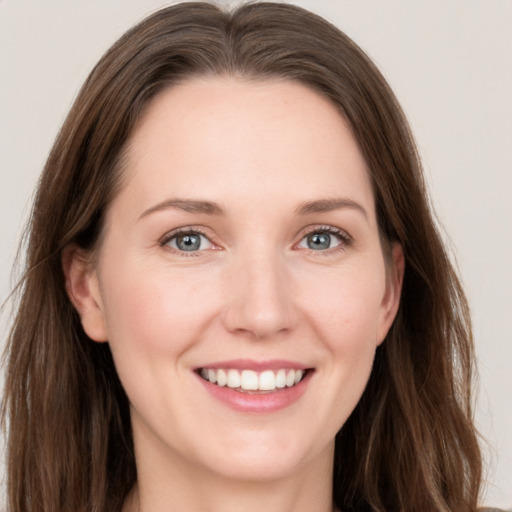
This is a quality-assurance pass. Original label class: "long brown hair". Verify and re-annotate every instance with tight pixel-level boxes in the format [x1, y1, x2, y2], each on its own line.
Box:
[2, 2, 482, 511]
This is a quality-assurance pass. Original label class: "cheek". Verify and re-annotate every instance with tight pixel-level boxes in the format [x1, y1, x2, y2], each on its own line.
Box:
[300, 262, 387, 349]
[99, 259, 222, 360]
[288, 265, 386, 437]
[98, 262, 224, 422]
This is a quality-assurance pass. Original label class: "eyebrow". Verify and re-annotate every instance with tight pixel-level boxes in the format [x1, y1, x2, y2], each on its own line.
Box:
[138, 198, 225, 220]
[295, 198, 368, 219]
[138, 197, 368, 221]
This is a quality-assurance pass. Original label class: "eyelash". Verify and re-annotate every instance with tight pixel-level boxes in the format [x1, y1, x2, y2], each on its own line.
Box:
[159, 225, 352, 255]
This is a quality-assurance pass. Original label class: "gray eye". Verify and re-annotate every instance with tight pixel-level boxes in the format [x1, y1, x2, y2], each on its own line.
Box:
[176, 234, 201, 251]
[298, 230, 343, 251]
[167, 233, 210, 252]
[306, 232, 331, 250]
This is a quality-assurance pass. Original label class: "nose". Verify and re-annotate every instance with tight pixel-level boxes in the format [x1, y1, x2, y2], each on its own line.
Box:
[221, 250, 297, 339]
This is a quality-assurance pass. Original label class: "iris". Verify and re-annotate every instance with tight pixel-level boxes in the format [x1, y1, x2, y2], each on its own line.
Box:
[307, 232, 331, 250]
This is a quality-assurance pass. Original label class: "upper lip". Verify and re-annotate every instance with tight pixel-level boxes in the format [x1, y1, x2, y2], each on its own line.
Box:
[195, 359, 311, 371]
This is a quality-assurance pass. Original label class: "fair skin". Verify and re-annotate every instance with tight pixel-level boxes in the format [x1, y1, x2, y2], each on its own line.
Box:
[64, 78, 403, 512]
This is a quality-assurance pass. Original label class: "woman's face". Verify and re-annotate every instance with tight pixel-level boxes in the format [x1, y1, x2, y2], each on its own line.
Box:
[69, 78, 402, 484]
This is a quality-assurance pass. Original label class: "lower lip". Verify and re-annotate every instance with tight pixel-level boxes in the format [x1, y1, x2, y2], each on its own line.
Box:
[196, 371, 312, 413]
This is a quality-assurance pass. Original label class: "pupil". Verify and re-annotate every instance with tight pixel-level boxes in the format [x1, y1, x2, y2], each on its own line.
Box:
[177, 234, 200, 251]
[308, 232, 330, 250]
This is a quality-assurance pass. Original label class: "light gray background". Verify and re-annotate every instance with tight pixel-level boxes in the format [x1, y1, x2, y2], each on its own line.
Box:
[1, 0, 511, 508]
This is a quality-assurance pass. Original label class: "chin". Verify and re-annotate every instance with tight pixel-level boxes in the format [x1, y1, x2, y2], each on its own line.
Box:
[207, 453, 306, 483]
[195, 431, 332, 483]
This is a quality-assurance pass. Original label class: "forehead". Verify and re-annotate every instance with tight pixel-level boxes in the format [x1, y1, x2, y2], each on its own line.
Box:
[114, 77, 375, 221]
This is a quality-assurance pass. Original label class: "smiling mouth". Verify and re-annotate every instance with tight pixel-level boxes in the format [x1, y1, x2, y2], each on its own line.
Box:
[197, 368, 311, 393]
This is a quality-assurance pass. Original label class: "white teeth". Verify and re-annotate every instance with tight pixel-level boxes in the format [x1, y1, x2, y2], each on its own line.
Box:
[240, 370, 259, 390]
[259, 370, 275, 390]
[216, 369, 227, 387]
[200, 367, 307, 391]
[275, 369, 287, 388]
[227, 369, 241, 388]
[207, 369, 217, 384]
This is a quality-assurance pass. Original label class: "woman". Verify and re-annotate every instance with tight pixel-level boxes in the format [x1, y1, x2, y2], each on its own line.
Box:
[2, 2, 484, 511]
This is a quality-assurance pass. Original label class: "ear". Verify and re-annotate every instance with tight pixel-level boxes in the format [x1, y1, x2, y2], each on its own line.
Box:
[377, 242, 404, 345]
[62, 245, 108, 342]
